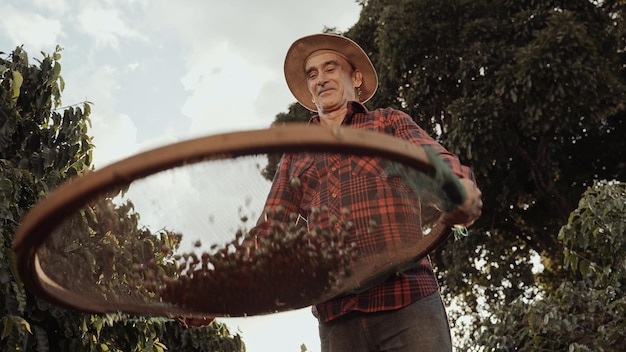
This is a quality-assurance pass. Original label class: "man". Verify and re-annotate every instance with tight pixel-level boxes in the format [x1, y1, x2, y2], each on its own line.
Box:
[261, 33, 482, 351]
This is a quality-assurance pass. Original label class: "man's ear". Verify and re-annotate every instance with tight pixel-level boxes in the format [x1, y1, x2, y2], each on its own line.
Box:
[352, 70, 363, 88]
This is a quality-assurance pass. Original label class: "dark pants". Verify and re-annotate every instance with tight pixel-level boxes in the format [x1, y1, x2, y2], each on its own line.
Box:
[319, 292, 453, 352]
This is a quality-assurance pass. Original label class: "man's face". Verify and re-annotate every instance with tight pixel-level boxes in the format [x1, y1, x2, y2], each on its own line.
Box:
[304, 52, 360, 113]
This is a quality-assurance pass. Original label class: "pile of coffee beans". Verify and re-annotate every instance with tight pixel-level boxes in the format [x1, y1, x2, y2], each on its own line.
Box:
[140, 206, 356, 315]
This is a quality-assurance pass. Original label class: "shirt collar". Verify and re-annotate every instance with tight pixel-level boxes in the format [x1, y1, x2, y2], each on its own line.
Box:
[309, 101, 369, 125]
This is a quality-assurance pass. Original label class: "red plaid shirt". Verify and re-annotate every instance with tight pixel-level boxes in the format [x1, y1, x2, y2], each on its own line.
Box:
[260, 101, 475, 322]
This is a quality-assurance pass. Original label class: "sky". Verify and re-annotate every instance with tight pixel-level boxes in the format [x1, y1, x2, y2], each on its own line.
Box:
[0, 0, 363, 351]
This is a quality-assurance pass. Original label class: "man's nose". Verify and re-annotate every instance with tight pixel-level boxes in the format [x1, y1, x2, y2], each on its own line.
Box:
[317, 73, 328, 85]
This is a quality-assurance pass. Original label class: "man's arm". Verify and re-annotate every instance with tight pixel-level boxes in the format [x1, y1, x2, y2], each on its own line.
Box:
[389, 110, 483, 226]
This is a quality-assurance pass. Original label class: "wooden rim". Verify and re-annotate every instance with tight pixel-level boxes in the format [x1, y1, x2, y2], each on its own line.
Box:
[12, 123, 450, 316]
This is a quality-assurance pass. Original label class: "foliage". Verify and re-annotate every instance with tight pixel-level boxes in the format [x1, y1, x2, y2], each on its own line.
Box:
[0, 47, 243, 351]
[268, 0, 626, 349]
[471, 181, 625, 351]
[37, 196, 182, 305]
[157, 318, 245, 352]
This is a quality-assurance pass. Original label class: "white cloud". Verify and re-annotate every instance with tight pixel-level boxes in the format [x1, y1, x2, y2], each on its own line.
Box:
[180, 41, 276, 135]
[146, 0, 359, 68]
[30, 0, 69, 15]
[126, 62, 139, 71]
[61, 63, 136, 167]
[222, 308, 321, 352]
[134, 134, 181, 155]
[75, 5, 148, 49]
[90, 112, 138, 167]
[65, 63, 120, 108]
[0, 4, 64, 52]
[145, 0, 360, 136]
[253, 78, 296, 120]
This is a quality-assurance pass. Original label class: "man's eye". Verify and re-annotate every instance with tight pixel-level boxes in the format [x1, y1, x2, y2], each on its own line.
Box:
[308, 73, 317, 80]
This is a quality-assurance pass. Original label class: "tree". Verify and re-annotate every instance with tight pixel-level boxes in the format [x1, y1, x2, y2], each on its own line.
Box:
[1, 47, 243, 351]
[268, 0, 625, 349]
[472, 180, 625, 351]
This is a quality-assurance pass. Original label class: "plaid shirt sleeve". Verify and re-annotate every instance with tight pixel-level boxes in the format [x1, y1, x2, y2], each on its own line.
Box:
[384, 108, 476, 182]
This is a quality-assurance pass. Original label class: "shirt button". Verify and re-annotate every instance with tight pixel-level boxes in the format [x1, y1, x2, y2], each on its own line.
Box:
[331, 193, 337, 198]
[331, 167, 337, 172]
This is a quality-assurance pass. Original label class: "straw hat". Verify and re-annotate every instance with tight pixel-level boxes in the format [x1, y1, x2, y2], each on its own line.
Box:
[284, 33, 378, 111]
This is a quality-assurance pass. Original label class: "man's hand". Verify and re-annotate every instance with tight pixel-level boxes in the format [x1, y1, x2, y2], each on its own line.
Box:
[440, 178, 483, 227]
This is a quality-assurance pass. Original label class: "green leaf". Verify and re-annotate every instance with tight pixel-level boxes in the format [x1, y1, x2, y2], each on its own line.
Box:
[154, 338, 168, 351]
[11, 70, 23, 101]
[52, 61, 61, 80]
[579, 259, 590, 276]
[1, 316, 13, 339]
[93, 318, 103, 338]
[563, 249, 570, 266]
[3, 315, 32, 336]
[5, 247, 24, 292]
[570, 254, 579, 271]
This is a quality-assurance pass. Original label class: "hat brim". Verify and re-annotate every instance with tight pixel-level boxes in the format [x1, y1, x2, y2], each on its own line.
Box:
[284, 34, 378, 112]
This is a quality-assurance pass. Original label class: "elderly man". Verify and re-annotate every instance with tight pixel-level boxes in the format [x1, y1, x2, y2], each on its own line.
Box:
[261, 33, 482, 352]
